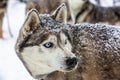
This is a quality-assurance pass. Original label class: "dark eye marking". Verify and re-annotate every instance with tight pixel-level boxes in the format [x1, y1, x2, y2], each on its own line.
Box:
[43, 42, 54, 48]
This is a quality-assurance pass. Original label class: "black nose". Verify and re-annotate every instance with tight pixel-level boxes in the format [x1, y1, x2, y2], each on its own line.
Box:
[65, 57, 78, 70]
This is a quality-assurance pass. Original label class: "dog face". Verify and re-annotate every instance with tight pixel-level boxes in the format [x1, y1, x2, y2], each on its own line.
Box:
[16, 4, 78, 78]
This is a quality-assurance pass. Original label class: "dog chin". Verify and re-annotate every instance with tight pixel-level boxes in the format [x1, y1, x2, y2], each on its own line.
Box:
[58, 66, 77, 72]
[59, 69, 74, 73]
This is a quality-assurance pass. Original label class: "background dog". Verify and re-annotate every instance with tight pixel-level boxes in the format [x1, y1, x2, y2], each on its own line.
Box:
[15, 3, 120, 80]
[68, 0, 120, 25]
[20, 0, 67, 14]
[0, 0, 7, 38]
[20, 0, 72, 23]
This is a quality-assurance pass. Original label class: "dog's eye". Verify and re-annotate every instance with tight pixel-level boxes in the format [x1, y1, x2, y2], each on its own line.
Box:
[44, 42, 53, 48]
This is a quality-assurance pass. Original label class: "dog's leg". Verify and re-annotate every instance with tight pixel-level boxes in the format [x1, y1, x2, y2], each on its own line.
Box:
[0, 0, 7, 38]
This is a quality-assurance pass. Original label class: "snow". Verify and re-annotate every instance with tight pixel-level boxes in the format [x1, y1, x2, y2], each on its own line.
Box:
[0, 0, 34, 80]
[90, 0, 113, 7]
[99, 0, 113, 7]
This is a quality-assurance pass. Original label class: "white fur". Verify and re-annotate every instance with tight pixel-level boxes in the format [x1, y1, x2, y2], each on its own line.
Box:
[21, 34, 76, 78]
[68, 0, 86, 23]
[59, 31, 72, 52]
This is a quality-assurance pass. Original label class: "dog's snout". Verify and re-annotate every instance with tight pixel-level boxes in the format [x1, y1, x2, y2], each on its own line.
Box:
[66, 57, 78, 70]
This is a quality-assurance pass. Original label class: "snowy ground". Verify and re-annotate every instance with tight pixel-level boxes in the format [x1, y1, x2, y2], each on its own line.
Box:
[0, 0, 34, 80]
[0, 0, 116, 80]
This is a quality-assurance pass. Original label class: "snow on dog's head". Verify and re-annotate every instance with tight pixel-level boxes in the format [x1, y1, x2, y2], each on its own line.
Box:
[15, 3, 78, 79]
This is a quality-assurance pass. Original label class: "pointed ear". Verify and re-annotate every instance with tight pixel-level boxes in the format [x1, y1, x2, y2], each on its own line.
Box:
[22, 9, 40, 36]
[51, 3, 67, 24]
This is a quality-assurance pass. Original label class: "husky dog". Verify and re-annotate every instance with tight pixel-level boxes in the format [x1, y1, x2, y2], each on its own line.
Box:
[22, 0, 66, 14]
[15, 3, 120, 80]
[0, 0, 7, 38]
[21, 0, 71, 22]
[68, 0, 120, 25]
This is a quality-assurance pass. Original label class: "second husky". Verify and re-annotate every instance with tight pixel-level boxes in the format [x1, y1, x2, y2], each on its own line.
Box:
[68, 0, 120, 25]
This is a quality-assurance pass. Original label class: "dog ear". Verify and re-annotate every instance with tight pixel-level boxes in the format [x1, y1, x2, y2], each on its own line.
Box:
[51, 3, 67, 24]
[22, 9, 40, 36]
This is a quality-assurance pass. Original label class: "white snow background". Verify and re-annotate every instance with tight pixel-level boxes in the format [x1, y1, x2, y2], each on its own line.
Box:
[0, 0, 116, 80]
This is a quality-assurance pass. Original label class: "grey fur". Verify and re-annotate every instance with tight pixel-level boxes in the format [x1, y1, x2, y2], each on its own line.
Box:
[40, 15, 120, 80]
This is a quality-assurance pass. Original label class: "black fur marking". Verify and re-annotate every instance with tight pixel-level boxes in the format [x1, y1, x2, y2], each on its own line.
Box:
[75, 5, 88, 23]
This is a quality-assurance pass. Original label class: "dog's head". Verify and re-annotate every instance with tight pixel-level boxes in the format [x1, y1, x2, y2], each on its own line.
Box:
[16, 3, 78, 79]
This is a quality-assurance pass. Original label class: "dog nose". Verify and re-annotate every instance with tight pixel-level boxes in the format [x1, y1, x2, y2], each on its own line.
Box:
[65, 57, 78, 70]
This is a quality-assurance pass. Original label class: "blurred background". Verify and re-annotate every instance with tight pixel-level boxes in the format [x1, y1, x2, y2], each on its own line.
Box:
[0, 0, 120, 80]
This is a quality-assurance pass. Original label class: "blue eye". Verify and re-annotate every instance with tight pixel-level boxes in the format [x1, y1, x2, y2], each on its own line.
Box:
[44, 42, 53, 48]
